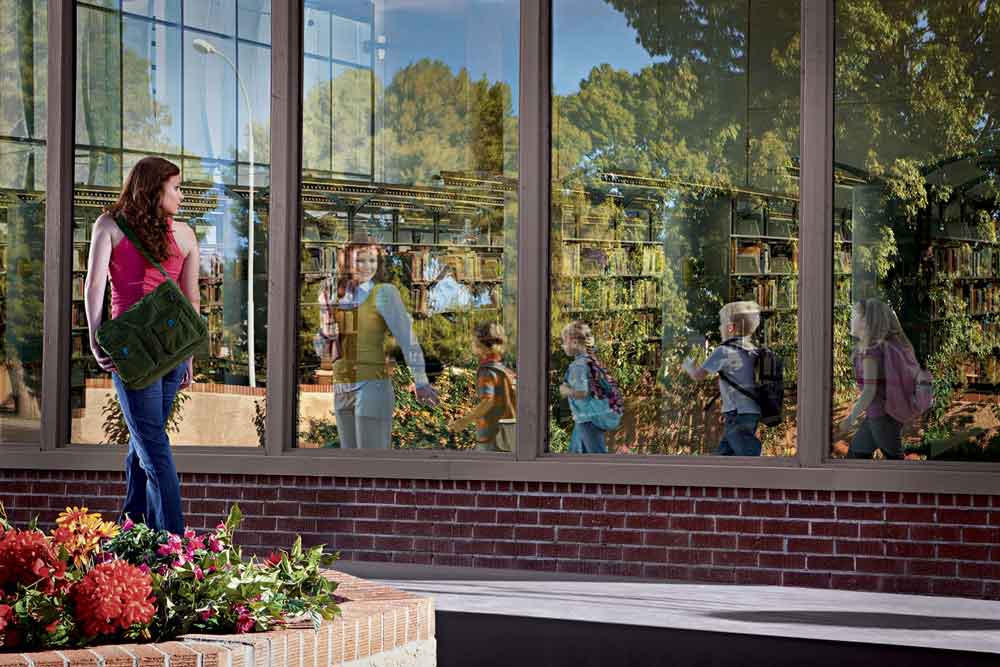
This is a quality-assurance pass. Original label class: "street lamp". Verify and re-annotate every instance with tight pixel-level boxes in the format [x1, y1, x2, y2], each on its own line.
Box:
[193, 37, 257, 388]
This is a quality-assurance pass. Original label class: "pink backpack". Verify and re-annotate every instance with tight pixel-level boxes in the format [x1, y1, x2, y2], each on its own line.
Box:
[882, 341, 934, 423]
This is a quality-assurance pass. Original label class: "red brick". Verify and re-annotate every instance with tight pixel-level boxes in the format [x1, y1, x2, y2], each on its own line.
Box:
[518, 496, 561, 510]
[377, 506, 417, 521]
[691, 533, 737, 550]
[856, 558, 906, 575]
[860, 524, 909, 540]
[456, 509, 497, 524]
[908, 560, 957, 577]
[713, 550, 758, 567]
[962, 527, 1000, 543]
[496, 510, 539, 524]
[495, 541, 538, 558]
[932, 579, 984, 597]
[810, 522, 860, 538]
[741, 502, 787, 518]
[514, 526, 555, 542]
[807, 556, 855, 571]
[783, 571, 832, 589]
[909, 525, 961, 542]
[938, 544, 990, 561]
[831, 574, 881, 591]
[886, 507, 936, 523]
[476, 494, 518, 509]
[454, 541, 496, 556]
[622, 547, 669, 563]
[694, 500, 741, 516]
[761, 519, 810, 536]
[581, 513, 625, 529]
[540, 512, 582, 527]
[690, 567, 736, 584]
[338, 505, 378, 520]
[736, 569, 782, 586]
[605, 498, 650, 513]
[881, 576, 933, 595]
[539, 542, 581, 559]
[472, 524, 514, 540]
[562, 497, 599, 512]
[415, 507, 455, 522]
[669, 516, 715, 532]
[644, 531, 690, 547]
[667, 549, 713, 565]
[835, 506, 884, 521]
[885, 542, 935, 559]
[579, 545, 623, 561]
[835, 540, 884, 556]
[788, 504, 835, 520]
[738, 535, 785, 552]
[626, 515, 670, 530]
[958, 562, 1000, 580]
[650, 498, 695, 514]
[604, 530, 643, 546]
[938, 509, 990, 525]
[373, 536, 413, 551]
[557, 527, 601, 543]
[716, 518, 762, 534]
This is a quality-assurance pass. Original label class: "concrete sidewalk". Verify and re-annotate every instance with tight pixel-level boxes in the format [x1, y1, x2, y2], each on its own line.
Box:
[337, 561, 1000, 665]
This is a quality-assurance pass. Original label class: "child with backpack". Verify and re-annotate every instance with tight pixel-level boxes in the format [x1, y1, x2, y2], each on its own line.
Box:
[683, 301, 765, 456]
[839, 298, 931, 459]
[559, 320, 624, 454]
[448, 322, 516, 451]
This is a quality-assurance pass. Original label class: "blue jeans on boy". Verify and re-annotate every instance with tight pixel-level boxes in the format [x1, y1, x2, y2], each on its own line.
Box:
[847, 415, 903, 460]
[113, 363, 186, 534]
[717, 411, 762, 456]
[570, 420, 607, 454]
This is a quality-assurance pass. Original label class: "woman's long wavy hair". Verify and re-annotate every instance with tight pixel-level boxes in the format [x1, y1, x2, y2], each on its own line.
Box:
[852, 298, 913, 356]
[105, 156, 180, 263]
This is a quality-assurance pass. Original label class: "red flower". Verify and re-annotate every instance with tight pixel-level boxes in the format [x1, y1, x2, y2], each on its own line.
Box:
[0, 529, 67, 594]
[71, 561, 156, 638]
[264, 552, 282, 567]
[0, 604, 13, 631]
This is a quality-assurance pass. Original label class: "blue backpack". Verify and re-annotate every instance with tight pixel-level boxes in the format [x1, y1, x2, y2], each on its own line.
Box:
[585, 354, 624, 431]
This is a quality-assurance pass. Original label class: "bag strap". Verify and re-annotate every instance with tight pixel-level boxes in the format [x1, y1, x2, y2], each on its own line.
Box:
[717, 370, 759, 403]
[112, 214, 172, 281]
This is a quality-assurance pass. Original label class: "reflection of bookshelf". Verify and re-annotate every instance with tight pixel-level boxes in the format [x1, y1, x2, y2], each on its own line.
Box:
[550, 193, 665, 369]
[924, 231, 1000, 386]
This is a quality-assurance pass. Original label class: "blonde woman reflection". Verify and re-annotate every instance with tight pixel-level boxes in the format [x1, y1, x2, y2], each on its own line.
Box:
[315, 232, 439, 448]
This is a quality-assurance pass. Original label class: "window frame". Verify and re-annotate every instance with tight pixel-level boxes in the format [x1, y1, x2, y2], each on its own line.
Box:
[15, 0, 999, 495]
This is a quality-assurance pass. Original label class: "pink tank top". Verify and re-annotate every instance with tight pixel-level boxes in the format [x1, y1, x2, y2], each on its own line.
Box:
[109, 223, 185, 319]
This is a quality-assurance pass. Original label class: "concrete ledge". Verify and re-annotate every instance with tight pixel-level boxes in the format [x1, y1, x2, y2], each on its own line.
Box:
[0, 571, 435, 667]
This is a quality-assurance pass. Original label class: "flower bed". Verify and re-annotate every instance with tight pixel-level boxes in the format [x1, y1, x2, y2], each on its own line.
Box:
[0, 506, 339, 650]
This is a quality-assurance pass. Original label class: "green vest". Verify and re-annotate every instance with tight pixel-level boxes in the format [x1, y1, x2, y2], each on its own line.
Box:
[331, 284, 390, 383]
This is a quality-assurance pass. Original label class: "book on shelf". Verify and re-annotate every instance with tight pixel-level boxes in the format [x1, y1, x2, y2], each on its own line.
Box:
[73, 246, 88, 271]
[72, 275, 85, 300]
[733, 242, 763, 274]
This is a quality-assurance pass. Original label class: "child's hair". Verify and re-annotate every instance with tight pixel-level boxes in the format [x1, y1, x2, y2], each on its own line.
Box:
[853, 298, 912, 353]
[561, 320, 595, 350]
[475, 322, 506, 355]
[719, 301, 761, 337]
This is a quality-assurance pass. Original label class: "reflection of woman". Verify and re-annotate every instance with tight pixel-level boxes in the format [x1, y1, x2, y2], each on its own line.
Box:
[839, 298, 908, 459]
[317, 232, 439, 448]
[85, 157, 200, 534]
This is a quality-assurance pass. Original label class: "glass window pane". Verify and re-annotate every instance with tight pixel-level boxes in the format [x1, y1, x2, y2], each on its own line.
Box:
[123, 0, 182, 23]
[831, 0, 1000, 463]
[550, 0, 800, 457]
[296, 0, 519, 452]
[0, 0, 47, 444]
[73, 1, 271, 447]
[238, 0, 270, 44]
[183, 0, 236, 36]
[123, 17, 183, 153]
[183, 30, 237, 163]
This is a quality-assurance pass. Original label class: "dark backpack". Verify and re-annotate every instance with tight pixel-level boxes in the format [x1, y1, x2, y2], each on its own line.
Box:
[705, 342, 785, 427]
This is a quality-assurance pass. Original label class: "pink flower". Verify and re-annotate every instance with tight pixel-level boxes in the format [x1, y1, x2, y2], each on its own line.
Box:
[184, 529, 196, 540]
[200, 609, 214, 621]
[187, 535, 206, 552]
[157, 534, 183, 557]
[208, 535, 224, 553]
[193, 565, 205, 581]
[138, 564, 150, 574]
[122, 519, 134, 531]
[216, 522, 226, 532]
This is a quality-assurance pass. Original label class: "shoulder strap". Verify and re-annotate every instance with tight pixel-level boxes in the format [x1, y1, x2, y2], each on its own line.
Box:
[717, 370, 758, 402]
[113, 215, 170, 280]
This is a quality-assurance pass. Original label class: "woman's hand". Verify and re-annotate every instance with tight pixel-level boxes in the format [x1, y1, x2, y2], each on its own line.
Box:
[559, 383, 574, 398]
[180, 358, 194, 389]
[415, 383, 440, 407]
[92, 342, 115, 373]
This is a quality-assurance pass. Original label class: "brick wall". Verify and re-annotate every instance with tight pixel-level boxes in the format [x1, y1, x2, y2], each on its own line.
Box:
[2, 470, 998, 599]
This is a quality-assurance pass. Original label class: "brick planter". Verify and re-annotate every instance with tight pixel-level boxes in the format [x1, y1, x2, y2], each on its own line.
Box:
[0, 572, 435, 667]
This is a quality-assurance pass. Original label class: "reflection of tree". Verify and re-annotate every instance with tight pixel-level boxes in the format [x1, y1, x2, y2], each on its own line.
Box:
[0, 0, 47, 191]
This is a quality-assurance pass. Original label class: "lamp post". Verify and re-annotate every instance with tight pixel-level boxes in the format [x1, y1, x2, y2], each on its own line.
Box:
[193, 37, 257, 387]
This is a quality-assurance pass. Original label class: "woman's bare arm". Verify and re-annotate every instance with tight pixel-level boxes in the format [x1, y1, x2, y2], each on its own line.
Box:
[175, 221, 200, 310]
[84, 215, 117, 371]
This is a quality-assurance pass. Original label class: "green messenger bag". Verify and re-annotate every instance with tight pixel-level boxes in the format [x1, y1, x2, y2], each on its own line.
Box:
[96, 215, 207, 390]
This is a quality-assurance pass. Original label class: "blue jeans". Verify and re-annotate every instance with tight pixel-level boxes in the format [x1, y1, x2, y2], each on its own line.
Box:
[848, 415, 903, 460]
[113, 363, 186, 534]
[717, 411, 762, 456]
[570, 420, 607, 454]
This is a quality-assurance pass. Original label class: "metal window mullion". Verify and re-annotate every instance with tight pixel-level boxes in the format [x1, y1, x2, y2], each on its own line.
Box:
[516, 0, 551, 461]
[41, 0, 76, 451]
[798, 0, 835, 467]
[265, 0, 304, 455]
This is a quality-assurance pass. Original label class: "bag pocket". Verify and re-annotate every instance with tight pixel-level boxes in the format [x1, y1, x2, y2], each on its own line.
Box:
[97, 322, 157, 388]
